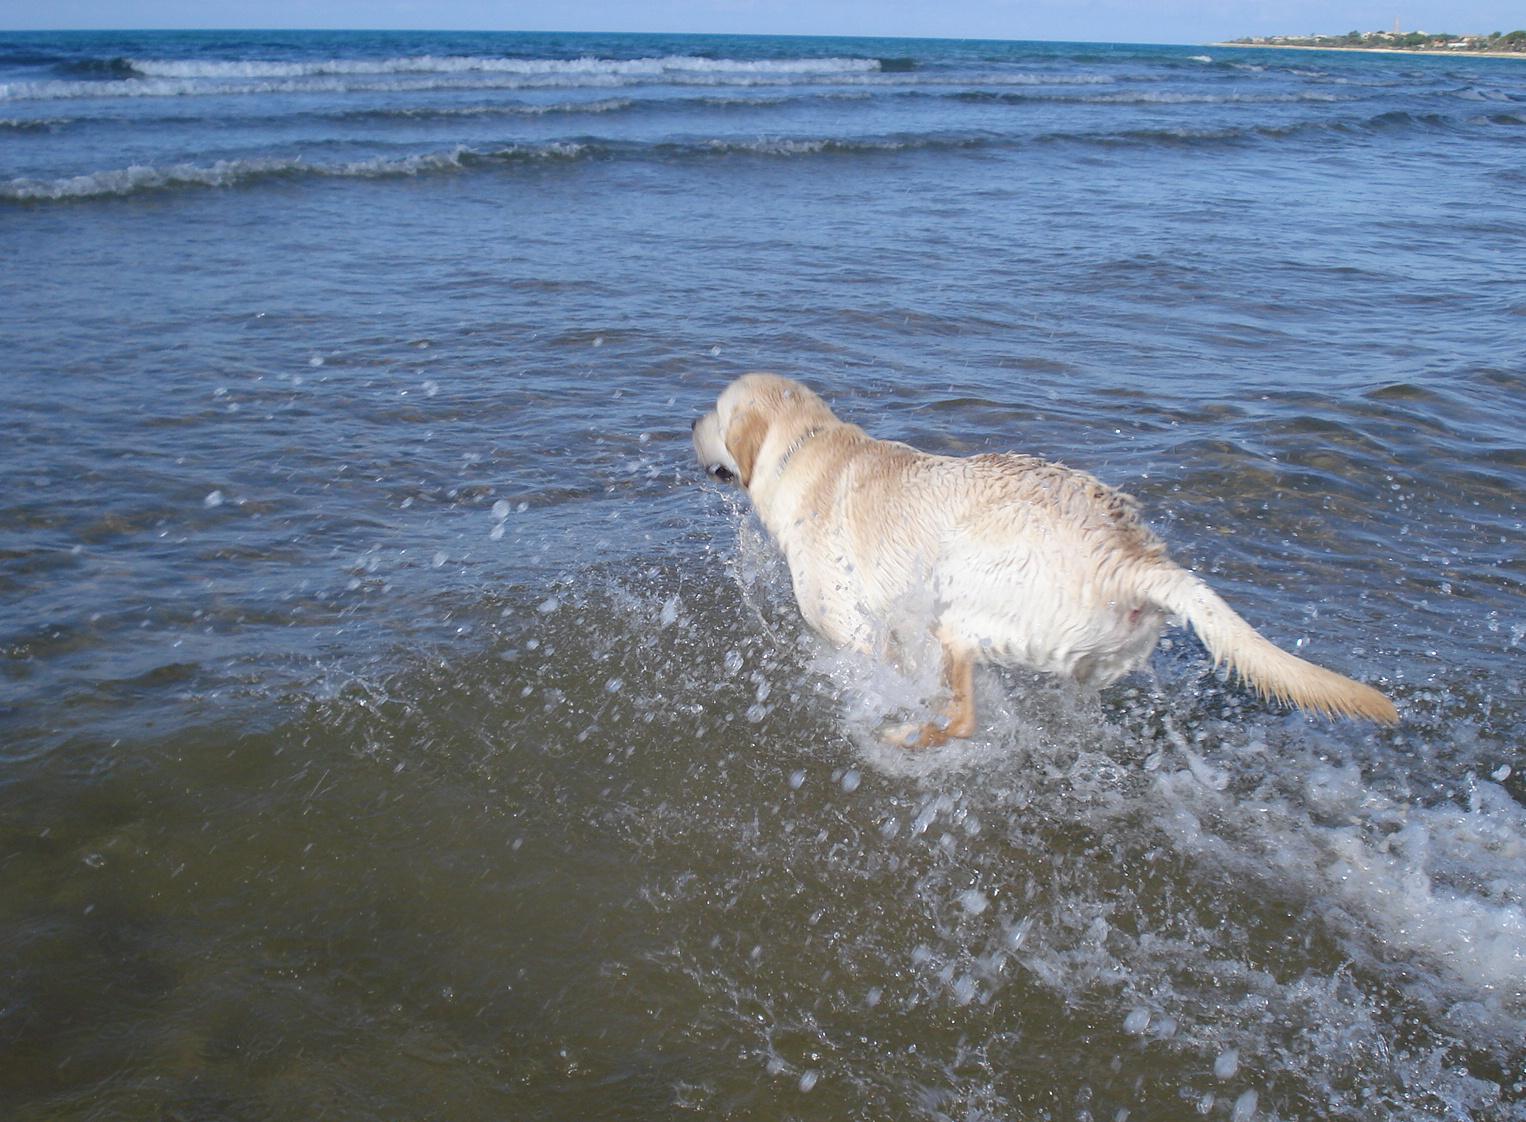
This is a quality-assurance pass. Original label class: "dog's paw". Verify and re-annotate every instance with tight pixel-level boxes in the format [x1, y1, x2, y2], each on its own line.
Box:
[879, 719, 951, 750]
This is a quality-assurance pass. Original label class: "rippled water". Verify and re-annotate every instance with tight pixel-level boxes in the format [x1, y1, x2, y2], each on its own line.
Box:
[2, 29, 1523, 1121]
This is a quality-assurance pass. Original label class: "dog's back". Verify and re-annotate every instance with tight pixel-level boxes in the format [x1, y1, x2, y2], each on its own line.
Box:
[928, 453, 1174, 685]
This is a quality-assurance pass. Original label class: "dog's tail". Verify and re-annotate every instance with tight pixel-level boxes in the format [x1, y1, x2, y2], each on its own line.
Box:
[1137, 563, 1398, 724]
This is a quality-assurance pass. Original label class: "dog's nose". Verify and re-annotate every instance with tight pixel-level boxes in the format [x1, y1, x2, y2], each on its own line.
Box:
[690, 417, 699, 432]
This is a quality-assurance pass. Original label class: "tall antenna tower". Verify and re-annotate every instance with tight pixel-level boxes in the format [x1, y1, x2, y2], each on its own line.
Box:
[1393, 17, 1401, 34]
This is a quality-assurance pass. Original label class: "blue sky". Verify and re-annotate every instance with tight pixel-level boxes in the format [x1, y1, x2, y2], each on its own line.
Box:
[3, 1, 1524, 43]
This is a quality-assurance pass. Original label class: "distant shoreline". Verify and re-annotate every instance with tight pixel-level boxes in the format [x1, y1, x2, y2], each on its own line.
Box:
[1210, 42, 1526, 61]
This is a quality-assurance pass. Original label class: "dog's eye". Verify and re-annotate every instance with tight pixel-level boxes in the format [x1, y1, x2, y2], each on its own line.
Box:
[708, 464, 738, 484]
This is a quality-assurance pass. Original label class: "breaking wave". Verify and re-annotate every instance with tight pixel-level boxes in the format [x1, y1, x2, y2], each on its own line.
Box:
[1, 53, 885, 101]
[9, 101, 1504, 203]
[1, 134, 994, 201]
[0, 144, 584, 200]
[0, 115, 71, 130]
[123, 53, 885, 80]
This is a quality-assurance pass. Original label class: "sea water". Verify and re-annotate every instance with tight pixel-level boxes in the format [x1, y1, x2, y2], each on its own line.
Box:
[2, 29, 1523, 1121]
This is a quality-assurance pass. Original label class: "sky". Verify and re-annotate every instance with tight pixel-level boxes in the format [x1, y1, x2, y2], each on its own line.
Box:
[2, 1, 1524, 44]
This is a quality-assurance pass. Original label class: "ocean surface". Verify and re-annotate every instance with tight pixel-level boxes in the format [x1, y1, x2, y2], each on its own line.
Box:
[2, 28, 1524, 1121]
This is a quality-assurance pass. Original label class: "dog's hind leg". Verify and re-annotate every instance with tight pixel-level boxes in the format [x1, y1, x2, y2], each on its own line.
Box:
[890, 641, 976, 749]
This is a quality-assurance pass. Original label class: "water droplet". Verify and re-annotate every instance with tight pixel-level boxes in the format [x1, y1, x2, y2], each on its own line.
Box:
[538, 597, 559, 614]
[798, 1070, 818, 1093]
[1123, 1007, 1151, 1035]
[958, 889, 989, 916]
[1214, 1048, 1240, 1080]
[431, 551, 447, 569]
[203, 490, 224, 508]
[492, 499, 511, 521]
[1230, 1089, 1258, 1121]
[659, 596, 680, 627]
[788, 769, 806, 790]
[840, 769, 861, 793]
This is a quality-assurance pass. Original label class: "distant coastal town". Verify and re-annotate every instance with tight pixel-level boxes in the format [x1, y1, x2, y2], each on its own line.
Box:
[1218, 27, 1526, 57]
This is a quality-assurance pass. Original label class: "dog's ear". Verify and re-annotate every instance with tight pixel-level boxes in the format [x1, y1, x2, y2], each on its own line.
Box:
[726, 404, 769, 489]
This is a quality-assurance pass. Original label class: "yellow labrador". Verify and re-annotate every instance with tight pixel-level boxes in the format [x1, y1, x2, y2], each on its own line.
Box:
[692, 373, 1397, 746]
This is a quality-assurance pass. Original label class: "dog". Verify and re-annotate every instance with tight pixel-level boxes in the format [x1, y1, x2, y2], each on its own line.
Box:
[692, 373, 1398, 746]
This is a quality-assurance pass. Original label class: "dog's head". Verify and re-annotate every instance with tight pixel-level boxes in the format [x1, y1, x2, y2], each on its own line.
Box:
[692, 374, 837, 489]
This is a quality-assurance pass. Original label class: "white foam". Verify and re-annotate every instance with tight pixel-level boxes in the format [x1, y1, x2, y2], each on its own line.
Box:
[1155, 754, 1526, 1029]
[0, 57, 1138, 106]
[2, 156, 295, 199]
[0, 54, 882, 102]
[1, 115, 72, 129]
[825, 660, 1522, 1061]
[127, 53, 883, 79]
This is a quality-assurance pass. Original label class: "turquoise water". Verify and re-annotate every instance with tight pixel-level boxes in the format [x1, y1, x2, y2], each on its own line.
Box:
[2, 29, 1524, 1121]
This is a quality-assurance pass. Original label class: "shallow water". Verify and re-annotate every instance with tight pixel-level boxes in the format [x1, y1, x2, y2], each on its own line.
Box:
[2, 29, 1524, 1121]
